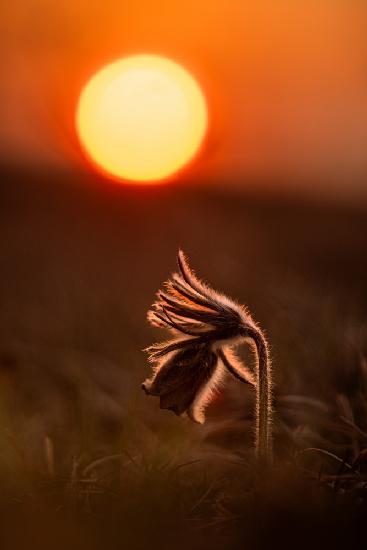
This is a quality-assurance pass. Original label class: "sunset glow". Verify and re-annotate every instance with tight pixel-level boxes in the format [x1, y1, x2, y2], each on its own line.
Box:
[76, 55, 208, 183]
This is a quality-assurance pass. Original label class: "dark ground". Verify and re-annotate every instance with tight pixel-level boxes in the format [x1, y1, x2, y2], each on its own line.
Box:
[0, 165, 366, 549]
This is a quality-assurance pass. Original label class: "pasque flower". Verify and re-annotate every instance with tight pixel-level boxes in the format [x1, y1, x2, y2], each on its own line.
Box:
[142, 250, 272, 462]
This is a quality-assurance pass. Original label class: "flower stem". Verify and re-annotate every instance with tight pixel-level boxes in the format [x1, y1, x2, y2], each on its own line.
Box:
[248, 326, 273, 466]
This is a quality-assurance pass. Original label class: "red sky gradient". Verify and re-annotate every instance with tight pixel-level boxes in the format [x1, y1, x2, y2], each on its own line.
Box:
[1, 1, 367, 195]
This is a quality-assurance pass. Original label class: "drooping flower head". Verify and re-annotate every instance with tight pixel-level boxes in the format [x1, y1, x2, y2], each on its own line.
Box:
[142, 250, 271, 424]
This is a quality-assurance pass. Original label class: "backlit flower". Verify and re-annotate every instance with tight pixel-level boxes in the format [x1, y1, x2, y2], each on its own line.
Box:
[142, 250, 263, 424]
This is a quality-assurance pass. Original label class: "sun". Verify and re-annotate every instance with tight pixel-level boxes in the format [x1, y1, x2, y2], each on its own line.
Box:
[76, 55, 208, 183]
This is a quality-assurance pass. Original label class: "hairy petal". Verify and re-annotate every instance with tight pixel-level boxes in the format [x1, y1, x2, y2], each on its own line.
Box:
[143, 347, 220, 419]
[187, 359, 226, 424]
[167, 278, 217, 311]
[177, 250, 247, 318]
[147, 251, 252, 343]
[145, 336, 197, 361]
[177, 249, 213, 299]
[218, 347, 255, 386]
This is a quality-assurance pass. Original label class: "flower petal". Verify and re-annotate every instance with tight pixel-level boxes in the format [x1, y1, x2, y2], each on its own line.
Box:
[177, 250, 252, 329]
[218, 347, 256, 386]
[143, 347, 220, 420]
[187, 359, 226, 424]
[145, 336, 198, 361]
[154, 347, 212, 393]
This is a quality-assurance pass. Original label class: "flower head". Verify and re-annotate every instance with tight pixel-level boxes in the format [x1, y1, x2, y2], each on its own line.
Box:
[142, 250, 259, 423]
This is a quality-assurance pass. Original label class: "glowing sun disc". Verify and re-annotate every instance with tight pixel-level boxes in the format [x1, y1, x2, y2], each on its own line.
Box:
[76, 55, 208, 183]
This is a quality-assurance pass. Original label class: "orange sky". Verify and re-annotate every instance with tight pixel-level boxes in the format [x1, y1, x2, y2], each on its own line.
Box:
[1, 1, 367, 193]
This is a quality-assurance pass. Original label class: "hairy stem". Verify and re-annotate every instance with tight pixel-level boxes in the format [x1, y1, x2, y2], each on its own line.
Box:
[247, 326, 273, 465]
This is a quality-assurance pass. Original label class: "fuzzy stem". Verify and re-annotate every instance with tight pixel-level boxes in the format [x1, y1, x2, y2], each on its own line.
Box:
[247, 326, 273, 465]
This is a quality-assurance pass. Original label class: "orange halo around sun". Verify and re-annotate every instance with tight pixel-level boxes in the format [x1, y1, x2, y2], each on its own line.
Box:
[76, 55, 208, 184]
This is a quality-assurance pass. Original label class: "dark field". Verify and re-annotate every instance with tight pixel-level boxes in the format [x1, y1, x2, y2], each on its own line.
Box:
[0, 167, 367, 549]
